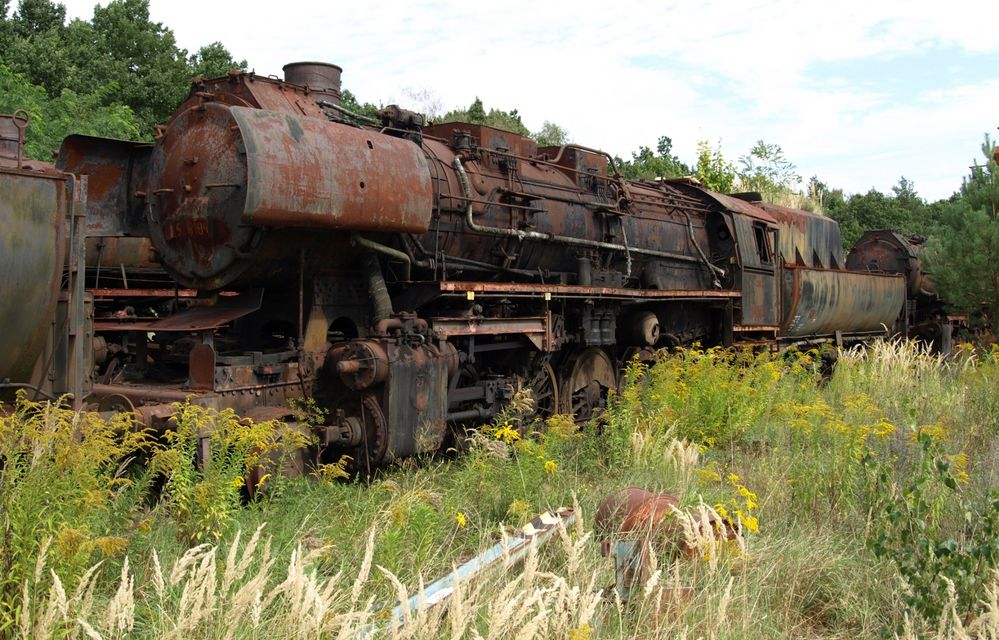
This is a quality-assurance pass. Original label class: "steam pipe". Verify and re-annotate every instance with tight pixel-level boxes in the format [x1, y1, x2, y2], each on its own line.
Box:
[0, 381, 59, 401]
[446, 407, 493, 421]
[316, 99, 379, 126]
[361, 252, 393, 323]
[542, 142, 634, 203]
[452, 156, 703, 266]
[405, 233, 541, 277]
[680, 210, 725, 285]
[352, 233, 412, 281]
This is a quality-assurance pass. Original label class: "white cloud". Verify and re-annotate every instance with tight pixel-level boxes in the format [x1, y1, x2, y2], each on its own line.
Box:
[54, 0, 999, 200]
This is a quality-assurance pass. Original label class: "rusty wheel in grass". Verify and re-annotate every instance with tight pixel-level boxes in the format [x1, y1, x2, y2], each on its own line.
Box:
[560, 347, 617, 424]
[527, 361, 559, 426]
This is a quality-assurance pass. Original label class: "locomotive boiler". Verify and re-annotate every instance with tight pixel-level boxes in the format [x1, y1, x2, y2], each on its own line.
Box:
[1, 61, 944, 469]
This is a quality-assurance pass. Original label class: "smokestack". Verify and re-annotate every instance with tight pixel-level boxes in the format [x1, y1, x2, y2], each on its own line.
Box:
[283, 62, 342, 105]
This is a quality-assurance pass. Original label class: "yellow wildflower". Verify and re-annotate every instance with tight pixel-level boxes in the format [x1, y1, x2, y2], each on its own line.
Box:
[569, 624, 593, 640]
[507, 499, 530, 519]
[739, 513, 760, 533]
[93, 536, 129, 557]
[455, 511, 468, 528]
[695, 467, 722, 483]
[873, 419, 895, 438]
[494, 424, 521, 444]
[949, 453, 970, 484]
[913, 422, 948, 443]
[544, 459, 557, 474]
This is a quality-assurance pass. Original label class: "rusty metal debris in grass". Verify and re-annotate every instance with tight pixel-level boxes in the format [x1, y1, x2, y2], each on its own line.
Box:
[358, 507, 575, 637]
[595, 487, 736, 605]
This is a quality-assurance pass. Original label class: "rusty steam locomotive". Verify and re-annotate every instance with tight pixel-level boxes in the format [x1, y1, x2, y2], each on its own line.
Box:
[0, 62, 954, 468]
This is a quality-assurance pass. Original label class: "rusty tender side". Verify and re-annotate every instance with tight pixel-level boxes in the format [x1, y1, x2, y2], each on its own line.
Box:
[0, 111, 91, 408]
[0, 62, 951, 468]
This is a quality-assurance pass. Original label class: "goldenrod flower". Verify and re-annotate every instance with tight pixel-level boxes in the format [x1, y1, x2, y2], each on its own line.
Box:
[696, 467, 722, 483]
[739, 514, 760, 533]
[569, 624, 593, 640]
[494, 424, 521, 444]
[544, 459, 557, 474]
[455, 511, 468, 528]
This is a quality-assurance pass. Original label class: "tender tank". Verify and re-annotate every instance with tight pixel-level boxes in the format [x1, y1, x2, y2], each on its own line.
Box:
[0, 113, 69, 385]
[145, 103, 434, 290]
[847, 230, 934, 298]
[781, 266, 906, 337]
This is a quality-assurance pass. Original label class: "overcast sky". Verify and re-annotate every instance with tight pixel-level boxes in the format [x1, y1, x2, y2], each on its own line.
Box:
[59, 0, 999, 201]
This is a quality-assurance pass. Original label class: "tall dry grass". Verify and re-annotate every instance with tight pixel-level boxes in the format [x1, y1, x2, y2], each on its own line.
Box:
[4, 340, 999, 638]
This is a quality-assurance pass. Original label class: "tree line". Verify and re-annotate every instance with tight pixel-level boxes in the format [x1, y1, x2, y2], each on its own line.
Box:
[2, 0, 997, 332]
[0, 0, 243, 156]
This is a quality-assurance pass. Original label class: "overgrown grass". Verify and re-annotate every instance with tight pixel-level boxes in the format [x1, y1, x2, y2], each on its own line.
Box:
[2, 341, 999, 638]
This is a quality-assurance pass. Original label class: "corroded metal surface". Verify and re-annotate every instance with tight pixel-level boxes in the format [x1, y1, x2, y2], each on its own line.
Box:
[759, 202, 845, 268]
[0, 168, 68, 385]
[847, 230, 954, 351]
[145, 101, 432, 290]
[419, 123, 728, 292]
[85, 237, 160, 273]
[232, 107, 433, 232]
[781, 266, 905, 337]
[847, 230, 934, 297]
[595, 487, 680, 541]
[595, 487, 733, 601]
[92, 289, 262, 332]
[436, 281, 741, 299]
[57, 135, 152, 237]
[328, 333, 456, 464]
[0, 111, 28, 167]
[145, 101, 253, 290]
[281, 61, 342, 102]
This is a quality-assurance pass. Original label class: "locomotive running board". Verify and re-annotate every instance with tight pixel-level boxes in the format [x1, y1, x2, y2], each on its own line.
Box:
[93, 288, 263, 332]
[435, 281, 741, 300]
[432, 312, 557, 351]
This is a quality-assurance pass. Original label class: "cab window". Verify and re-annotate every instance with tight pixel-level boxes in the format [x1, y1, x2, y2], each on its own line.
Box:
[753, 224, 772, 264]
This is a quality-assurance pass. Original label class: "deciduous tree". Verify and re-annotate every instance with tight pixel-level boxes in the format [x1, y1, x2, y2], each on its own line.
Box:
[1, 0, 245, 138]
[695, 139, 736, 193]
[534, 120, 569, 147]
[615, 135, 690, 180]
